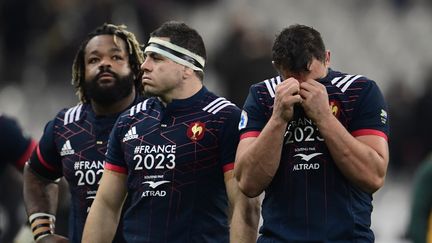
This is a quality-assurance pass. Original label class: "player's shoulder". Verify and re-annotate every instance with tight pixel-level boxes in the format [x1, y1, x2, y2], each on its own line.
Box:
[127, 97, 152, 117]
[0, 113, 17, 128]
[326, 69, 377, 93]
[250, 76, 283, 98]
[117, 97, 157, 123]
[0, 114, 23, 134]
[55, 103, 88, 125]
[201, 90, 240, 116]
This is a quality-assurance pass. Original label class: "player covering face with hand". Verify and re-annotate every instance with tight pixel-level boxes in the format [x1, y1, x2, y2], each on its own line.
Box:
[235, 24, 389, 242]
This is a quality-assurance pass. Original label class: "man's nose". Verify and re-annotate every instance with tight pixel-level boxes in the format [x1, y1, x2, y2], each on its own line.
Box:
[99, 57, 112, 69]
[140, 58, 151, 72]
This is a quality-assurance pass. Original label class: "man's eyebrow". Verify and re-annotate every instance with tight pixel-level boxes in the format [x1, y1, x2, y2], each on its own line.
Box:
[88, 47, 123, 55]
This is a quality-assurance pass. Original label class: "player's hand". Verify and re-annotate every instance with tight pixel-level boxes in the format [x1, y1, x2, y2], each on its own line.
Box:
[299, 79, 332, 123]
[272, 77, 302, 122]
[38, 234, 69, 243]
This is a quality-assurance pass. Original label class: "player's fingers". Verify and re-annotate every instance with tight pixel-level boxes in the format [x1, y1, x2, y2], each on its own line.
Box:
[294, 94, 303, 104]
[283, 81, 300, 96]
[275, 84, 298, 99]
[299, 87, 311, 100]
[300, 81, 317, 92]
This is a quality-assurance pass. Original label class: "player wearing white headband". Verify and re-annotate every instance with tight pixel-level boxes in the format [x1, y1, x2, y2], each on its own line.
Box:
[83, 21, 260, 243]
[145, 37, 205, 72]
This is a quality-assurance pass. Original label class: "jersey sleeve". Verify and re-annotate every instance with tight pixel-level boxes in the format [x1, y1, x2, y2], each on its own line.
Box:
[219, 108, 241, 173]
[0, 116, 36, 170]
[349, 81, 389, 140]
[28, 120, 63, 180]
[105, 119, 128, 174]
[238, 85, 269, 139]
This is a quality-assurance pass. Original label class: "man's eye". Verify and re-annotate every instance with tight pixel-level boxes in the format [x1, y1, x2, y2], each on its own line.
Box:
[148, 53, 161, 60]
[88, 58, 99, 64]
[112, 55, 123, 60]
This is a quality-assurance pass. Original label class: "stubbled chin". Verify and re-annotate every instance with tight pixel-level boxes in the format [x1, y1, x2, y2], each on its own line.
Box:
[144, 86, 159, 96]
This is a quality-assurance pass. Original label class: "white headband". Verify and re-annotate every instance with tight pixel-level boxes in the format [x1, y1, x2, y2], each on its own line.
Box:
[144, 37, 205, 72]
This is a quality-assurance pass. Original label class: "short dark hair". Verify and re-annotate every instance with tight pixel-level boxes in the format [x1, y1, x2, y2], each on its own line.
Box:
[150, 21, 206, 80]
[72, 23, 144, 103]
[272, 24, 326, 74]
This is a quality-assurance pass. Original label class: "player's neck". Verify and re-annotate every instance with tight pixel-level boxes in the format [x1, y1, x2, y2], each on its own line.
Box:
[91, 90, 136, 116]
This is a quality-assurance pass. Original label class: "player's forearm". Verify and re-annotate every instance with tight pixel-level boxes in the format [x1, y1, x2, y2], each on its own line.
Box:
[82, 198, 119, 243]
[316, 115, 388, 193]
[229, 197, 260, 243]
[235, 117, 287, 197]
[230, 220, 259, 243]
[23, 164, 59, 216]
[83, 170, 127, 242]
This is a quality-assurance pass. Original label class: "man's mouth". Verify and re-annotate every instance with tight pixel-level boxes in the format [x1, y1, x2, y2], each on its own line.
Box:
[97, 72, 115, 83]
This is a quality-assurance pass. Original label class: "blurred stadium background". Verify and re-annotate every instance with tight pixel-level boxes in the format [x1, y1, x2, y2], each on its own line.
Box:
[2, 0, 432, 242]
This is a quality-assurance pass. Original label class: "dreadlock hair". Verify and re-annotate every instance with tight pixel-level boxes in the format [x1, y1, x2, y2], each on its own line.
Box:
[72, 23, 144, 103]
[150, 21, 207, 81]
[272, 24, 326, 74]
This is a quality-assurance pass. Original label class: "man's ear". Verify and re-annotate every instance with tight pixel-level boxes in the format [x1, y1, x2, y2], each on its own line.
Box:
[325, 50, 331, 67]
[182, 66, 194, 79]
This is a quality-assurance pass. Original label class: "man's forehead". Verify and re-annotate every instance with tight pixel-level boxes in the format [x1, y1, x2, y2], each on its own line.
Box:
[85, 35, 127, 53]
[143, 37, 169, 52]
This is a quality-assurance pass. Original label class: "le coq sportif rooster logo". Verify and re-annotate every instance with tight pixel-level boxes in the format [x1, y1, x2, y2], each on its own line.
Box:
[187, 122, 205, 141]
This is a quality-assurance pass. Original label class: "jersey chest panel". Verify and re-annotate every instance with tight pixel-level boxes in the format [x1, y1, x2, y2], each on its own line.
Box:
[53, 118, 111, 204]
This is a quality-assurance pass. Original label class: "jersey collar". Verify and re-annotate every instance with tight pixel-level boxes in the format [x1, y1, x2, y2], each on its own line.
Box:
[317, 68, 336, 84]
[164, 86, 208, 109]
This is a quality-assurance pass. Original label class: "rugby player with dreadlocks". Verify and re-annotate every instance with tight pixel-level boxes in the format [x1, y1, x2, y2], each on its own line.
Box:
[23, 23, 144, 243]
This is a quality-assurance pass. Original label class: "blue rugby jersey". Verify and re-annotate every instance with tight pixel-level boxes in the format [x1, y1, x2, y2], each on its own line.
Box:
[105, 87, 241, 243]
[239, 69, 389, 242]
[28, 97, 142, 243]
[0, 114, 36, 172]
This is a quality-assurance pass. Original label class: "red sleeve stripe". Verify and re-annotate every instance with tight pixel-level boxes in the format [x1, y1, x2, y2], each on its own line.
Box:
[351, 129, 388, 141]
[222, 163, 234, 172]
[15, 139, 37, 171]
[36, 145, 58, 172]
[240, 131, 260, 140]
[105, 162, 128, 174]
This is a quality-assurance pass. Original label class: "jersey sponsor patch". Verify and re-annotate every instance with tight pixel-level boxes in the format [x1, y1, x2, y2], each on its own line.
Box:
[142, 180, 170, 189]
[294, 152, 322, 162]
[239, 110, 248, 130]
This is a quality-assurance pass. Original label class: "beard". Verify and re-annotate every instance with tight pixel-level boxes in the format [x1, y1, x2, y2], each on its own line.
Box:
[83, 70, 135, 105]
